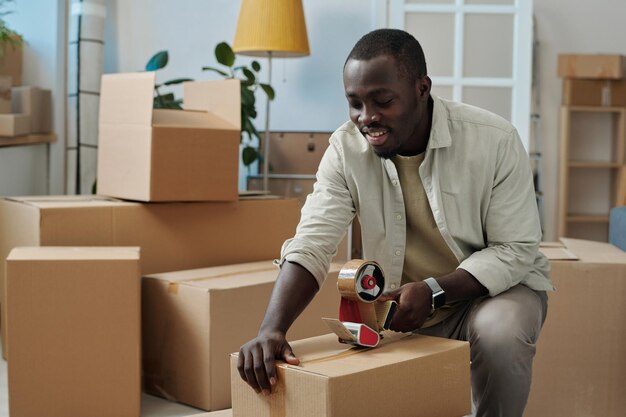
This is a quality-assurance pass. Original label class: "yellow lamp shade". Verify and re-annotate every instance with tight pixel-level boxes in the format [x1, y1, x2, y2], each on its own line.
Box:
[233, 0, 310, 58]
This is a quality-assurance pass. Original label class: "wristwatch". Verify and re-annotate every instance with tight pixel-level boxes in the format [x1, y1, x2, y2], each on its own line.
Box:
[423, 277, 446, 311]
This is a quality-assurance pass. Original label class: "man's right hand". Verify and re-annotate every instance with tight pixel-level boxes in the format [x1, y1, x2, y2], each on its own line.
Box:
[237, 329, 301, 395]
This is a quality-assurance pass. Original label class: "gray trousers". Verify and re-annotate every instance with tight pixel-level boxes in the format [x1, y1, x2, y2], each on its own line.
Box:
[417, 284, 548, 417]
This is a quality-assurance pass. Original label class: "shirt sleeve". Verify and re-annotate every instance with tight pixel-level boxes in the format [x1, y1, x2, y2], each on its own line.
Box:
[279, 136, 356, 288]
[457, 128, 543, 296]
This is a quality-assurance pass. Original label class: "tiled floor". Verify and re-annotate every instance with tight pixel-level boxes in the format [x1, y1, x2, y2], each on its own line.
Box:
[0, 358, 205, 417]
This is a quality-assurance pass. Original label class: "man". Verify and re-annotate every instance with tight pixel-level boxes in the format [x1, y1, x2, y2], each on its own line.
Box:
[238, 29, 553, 417]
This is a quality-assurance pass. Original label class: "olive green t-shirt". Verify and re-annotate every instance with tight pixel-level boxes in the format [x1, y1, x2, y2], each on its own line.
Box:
[392, 152, 465, 327]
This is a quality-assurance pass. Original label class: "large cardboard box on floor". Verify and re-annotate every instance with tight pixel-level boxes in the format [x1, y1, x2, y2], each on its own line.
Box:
[97, 72, 240, 202]
[526, 238, 626, 417]
[558, 54, 626, 79]
[142, 262, 342, 411]
[6, 247, 141, 417]
[0, 195, 300, 358]
[230, 333, 470, 417]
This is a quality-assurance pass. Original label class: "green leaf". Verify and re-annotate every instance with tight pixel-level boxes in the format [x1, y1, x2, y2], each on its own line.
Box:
[260, 83, 275, 100]
[251, 61, 261, 72]
[242, 68, 256, 83]
[146, 50, 168, 71]
[215, 42, 235, 67]
[241, 88, 255, 107]
[202, 66, 230, 77]
[242, 146, 260, 166]
[163, 77, 194, 86]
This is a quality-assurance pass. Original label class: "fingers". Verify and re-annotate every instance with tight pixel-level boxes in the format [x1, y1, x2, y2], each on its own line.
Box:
[378, 288, 402, 302]
[281, 343, 300, 366]
[252, 346, 272, 395]
[239, 347, 262, 394]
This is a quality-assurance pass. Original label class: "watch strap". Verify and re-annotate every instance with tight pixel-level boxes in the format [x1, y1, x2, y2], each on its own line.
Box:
[423, 277, 446, 310]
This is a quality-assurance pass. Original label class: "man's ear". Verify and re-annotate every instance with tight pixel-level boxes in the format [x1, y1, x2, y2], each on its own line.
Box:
[416, 76, 432, 100]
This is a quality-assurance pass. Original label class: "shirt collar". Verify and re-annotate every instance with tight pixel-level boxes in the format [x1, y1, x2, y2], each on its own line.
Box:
[427, 95, 452, 149]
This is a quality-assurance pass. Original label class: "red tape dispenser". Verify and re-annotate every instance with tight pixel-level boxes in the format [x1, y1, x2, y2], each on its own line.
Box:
[323, 260, 397, 348]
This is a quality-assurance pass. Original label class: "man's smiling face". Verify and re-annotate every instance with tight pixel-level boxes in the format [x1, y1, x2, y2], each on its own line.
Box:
[343, 54, 431, 158]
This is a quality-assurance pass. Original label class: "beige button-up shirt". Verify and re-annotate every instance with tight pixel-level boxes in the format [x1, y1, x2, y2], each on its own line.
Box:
[280, 95, 553, 296]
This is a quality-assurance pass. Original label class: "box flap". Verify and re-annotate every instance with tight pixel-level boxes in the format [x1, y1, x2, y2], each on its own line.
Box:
[183, 79, 241, 129]
[8, 246, 140, 261]
[3, 195, 136, 209]
[152, 108, 238, 130]
[559, 238, 626, 263]
[145, 260, 277, 289]
[539, 246, 579, 260]
[99, 72, 155, 126]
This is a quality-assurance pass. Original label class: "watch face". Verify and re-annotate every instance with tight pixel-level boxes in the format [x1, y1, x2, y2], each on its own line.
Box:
[355, 263, 385, 302]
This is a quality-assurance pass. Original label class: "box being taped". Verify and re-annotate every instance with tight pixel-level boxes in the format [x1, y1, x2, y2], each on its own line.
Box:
[97, 72, 240, 202]
[0, 195, 300, 358]
[142, 262, 341, 411]
[525, 238, 626, 417]
[231, 333, 470, 417]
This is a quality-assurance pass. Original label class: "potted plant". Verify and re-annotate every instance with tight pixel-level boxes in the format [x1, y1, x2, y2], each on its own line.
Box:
[203, 42, 275, 169]
[144, 50, 193, 109]
[0, 0, 23, 86]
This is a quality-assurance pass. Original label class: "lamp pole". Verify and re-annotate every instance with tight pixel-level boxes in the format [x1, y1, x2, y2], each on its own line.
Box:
[262, 51, 273, 192]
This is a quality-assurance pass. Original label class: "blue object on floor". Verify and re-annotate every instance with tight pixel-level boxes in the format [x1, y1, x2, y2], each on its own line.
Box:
[609, 206, 626, 251]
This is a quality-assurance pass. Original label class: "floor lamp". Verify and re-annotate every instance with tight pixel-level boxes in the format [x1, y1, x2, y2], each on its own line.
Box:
[233, 0, 310, 192]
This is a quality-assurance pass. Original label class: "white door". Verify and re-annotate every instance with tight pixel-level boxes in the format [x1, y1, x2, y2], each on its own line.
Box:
[386, 0, 533, 149]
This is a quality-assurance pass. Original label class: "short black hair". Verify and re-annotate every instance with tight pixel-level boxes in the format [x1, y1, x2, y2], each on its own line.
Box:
[345, 29, 427, 83]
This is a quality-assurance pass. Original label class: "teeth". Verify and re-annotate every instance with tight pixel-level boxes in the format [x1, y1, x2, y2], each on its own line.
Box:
[369, 131, 386, 137]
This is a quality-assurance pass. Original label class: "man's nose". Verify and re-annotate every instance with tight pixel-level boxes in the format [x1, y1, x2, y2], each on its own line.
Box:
[359, 106, 379, 125]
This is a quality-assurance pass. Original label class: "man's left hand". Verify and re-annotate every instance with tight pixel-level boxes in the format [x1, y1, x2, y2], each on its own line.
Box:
[379, 281, 432, 332]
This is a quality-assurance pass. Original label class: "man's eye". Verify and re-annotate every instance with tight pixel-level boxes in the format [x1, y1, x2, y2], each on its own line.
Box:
[376, 98, 393, 106]
[350, 101, 362, 109]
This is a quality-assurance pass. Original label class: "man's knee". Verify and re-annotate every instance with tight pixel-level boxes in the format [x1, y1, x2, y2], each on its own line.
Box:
[468, 288, 543, 359]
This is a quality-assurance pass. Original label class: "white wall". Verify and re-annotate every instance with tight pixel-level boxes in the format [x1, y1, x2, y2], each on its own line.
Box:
[534, 0, 626, 240]
[0, 0, 66, 196]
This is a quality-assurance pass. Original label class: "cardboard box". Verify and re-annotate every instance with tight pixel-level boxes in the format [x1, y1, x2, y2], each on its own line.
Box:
[187, 411, 232, 417]
[0, 75, 11, 113]
[6, 246, 141, 417]
[558, 54, 626, 79]
[562, 78, 626, 106]
[97, 72, 240, 202]
[0, 113, 30, 137]
[261, 132, 331, 174]
[142, 261, 342, 411]
[247, 177, 363, 260]
[0, 37, 22, 86]
[0, 195, 300, 357]
[11, 86, 52, 133]
[230, 333, 470, 417]
[526, 238, 626, 417]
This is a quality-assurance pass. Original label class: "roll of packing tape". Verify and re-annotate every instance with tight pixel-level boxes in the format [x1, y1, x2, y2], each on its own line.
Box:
[337, 259, 385, 303]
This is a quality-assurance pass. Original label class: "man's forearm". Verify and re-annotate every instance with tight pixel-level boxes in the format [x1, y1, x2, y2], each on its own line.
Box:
[436, 268, 488, 303]
[259, 261, 320, 335]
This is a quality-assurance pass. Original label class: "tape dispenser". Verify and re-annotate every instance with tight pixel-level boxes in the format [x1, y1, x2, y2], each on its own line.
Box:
[323, 259, 397, 348]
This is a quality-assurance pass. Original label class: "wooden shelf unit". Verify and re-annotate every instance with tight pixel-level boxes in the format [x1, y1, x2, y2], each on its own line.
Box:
[0, 133, 57, 148]
[558, 105, 626, 240]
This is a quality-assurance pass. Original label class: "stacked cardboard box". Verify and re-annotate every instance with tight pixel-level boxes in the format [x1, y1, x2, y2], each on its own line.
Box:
[97, 72, 240, 202]
[142, 261, 342, 410]
[6, 247, 141, 417]
[525, 238, 626, 417]
[230, 333, 471, 417]
[558, 54, 626, 106]
[0, 195, 301, 358]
